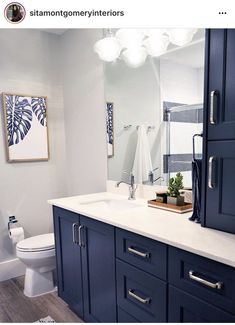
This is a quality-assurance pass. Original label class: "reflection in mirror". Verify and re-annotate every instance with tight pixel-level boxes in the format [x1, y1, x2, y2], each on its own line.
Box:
[102, 29, 205, 187]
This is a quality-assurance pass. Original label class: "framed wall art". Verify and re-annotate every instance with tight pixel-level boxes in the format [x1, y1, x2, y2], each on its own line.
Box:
[2, 93, 49, 162]
[106, 102, 114, 158]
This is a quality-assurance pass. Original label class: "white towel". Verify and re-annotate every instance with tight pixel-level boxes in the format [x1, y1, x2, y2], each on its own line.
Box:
[132, 125, 153, 184]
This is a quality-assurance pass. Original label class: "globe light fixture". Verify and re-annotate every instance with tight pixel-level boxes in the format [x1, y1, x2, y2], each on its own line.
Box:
[94, 29, 198, 68]
[116, 29, 145, 49]
[168, 28, 197, 46]
[122, 47, 147, 68]
[144, 34, 170, 57]
[93, 36, 121, 62]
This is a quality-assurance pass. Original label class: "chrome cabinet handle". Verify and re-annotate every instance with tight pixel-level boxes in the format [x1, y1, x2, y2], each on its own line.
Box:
[128, 289, 151, 304]
[210, 90, 218, 124]
[128, 246, 150, 258]
[78, 225, 84, 247]
[72, 223, 77, 244]
[208, 156, 216, 189]
[189, 270, 223, 290]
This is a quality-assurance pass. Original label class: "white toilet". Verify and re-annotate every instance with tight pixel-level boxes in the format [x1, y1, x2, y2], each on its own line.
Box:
[16, 233, 56, 298]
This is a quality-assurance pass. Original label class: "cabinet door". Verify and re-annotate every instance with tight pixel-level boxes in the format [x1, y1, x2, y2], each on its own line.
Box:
[53, 207, 83, 318]
[80, 216, 117, 322]
[169, 286, 235, 323]
[205, 141, 235, 233]
[207, 29, 235, 140]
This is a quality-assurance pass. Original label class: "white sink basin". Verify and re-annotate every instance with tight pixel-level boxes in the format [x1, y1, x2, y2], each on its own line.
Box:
[79, 199, 144, 212]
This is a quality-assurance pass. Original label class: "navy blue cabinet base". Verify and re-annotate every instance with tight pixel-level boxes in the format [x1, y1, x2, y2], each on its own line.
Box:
[53, 206, 235, 322]
[53, 207, 117, 322]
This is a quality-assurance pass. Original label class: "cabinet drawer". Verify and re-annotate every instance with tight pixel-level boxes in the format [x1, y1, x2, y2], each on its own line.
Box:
[169, 246, 235, 315]
[116, 228, 167, 280]
[118, 307, 139, 323]
[116, 259, 167, 322]
[169, 286, 235, 323]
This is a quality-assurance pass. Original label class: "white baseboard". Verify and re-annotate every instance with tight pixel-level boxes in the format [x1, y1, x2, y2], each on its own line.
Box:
[0, 258, 25, 282]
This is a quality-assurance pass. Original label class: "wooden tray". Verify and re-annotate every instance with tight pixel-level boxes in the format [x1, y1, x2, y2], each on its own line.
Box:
[147, 199, 193, 214]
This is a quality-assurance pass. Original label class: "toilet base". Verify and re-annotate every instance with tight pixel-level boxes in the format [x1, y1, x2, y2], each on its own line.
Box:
[24, 267, 56, 297]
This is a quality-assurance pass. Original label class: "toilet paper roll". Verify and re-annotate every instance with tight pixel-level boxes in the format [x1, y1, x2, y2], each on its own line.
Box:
[9, 227, 24, 245]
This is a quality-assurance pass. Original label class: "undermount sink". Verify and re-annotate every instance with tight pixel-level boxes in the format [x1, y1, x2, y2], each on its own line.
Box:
[79, 198, 144, 212]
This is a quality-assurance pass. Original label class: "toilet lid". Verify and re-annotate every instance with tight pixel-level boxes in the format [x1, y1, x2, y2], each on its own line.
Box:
[16, 233, 55, 252]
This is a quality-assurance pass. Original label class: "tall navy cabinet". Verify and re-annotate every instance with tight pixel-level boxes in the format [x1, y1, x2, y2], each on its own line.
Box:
[202, 29, 235, 234]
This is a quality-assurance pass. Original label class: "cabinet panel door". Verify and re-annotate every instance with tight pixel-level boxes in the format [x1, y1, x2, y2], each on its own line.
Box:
[53, 207, 83, 318]
[208, 29, 235, 140]
[169, 286, 235, 323]
[205, 141, 235, 233]
[80, 216, 117, 323]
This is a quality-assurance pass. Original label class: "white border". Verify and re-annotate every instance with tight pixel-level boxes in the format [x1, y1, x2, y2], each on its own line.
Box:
[0, 0, 234, 28]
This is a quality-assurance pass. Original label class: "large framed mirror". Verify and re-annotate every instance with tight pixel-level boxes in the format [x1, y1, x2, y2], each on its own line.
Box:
[102, 29, 205, 188]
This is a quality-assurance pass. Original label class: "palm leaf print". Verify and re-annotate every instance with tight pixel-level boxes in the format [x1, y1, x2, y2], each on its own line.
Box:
[31, 97, 47, 126]
[6, 95, 32, 146]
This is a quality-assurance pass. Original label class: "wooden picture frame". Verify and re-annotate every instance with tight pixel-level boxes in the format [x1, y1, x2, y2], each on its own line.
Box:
[106, 102, 114, 158]
[2, 93, 50, 162]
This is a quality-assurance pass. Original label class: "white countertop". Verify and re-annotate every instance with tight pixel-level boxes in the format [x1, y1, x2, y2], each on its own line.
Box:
[48, 192, 235, 268]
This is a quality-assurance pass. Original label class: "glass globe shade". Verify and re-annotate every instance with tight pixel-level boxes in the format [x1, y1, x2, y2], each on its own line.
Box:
[122, 47, 147, 68]
[94, 36, 121, 62]
[144, 34, 169, 57]
[116, 29, 145, 49]
[167, 29, 197, 46]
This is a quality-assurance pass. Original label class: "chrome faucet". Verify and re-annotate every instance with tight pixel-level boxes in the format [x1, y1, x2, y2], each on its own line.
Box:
[116, 173, 137, 200]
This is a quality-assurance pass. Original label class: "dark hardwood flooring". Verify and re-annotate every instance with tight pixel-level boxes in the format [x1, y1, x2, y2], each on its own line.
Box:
[0, 276, 83, 323]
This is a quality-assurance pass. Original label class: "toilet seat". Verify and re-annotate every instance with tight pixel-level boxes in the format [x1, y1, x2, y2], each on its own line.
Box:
[16, 233, 54, 252]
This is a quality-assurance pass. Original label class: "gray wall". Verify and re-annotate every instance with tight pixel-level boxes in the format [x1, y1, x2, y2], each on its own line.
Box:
[0, 29, 114, 263]
[61, 29, 107, 195]
[0, 30, 67, 261]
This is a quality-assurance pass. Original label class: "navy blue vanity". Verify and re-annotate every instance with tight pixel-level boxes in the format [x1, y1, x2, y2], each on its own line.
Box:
[53, 206, 235, 323]
[51, 28, 235, 323]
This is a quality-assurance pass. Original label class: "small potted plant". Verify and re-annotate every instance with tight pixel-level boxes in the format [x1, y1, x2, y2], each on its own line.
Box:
[167, 172, 184, 206]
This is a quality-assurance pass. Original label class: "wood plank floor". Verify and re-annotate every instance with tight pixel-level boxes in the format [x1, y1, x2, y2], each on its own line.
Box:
[0, 276, 83, 323]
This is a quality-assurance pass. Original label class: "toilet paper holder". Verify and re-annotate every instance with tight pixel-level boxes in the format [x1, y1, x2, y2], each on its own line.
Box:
[8, 216, 18, 233]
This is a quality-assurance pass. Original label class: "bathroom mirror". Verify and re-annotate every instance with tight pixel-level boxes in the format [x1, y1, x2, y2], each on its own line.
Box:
[104, 29, 205, 188]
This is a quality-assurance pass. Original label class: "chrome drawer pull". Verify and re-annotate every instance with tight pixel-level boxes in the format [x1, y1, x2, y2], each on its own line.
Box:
[72, 223, 77, 244]
[78, 225, 84, 247]
[189, 270, 223, 290]
[127, 247, 150, 258]
[208, 156, 216, 189]
[210, 90, 218, 124]
[128, 289, 151, 304]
